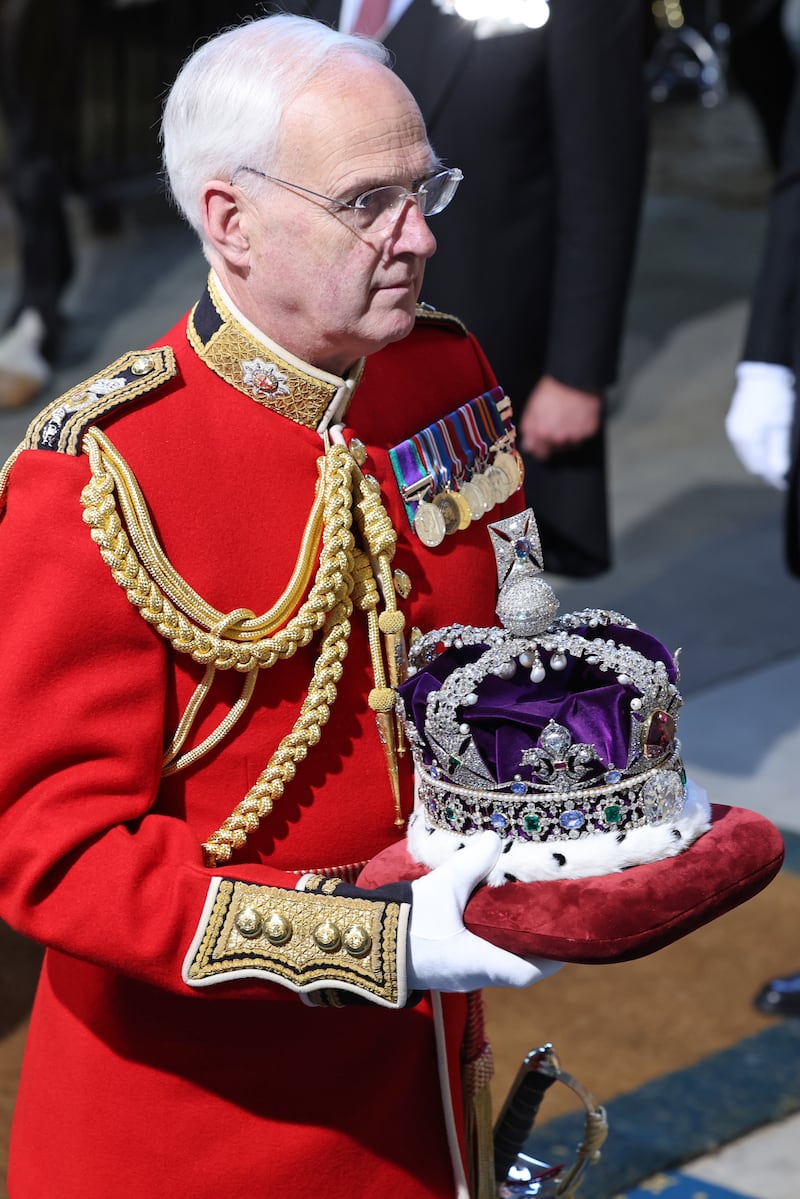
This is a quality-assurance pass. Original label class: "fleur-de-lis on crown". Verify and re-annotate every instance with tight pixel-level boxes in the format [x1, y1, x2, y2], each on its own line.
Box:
[521, 720, 601, 791]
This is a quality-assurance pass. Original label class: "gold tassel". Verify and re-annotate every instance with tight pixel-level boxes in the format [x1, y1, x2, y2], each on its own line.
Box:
[371, 698, 404, 827]
[462, 991, 496, 1199]
[465, 1082, 496, 1199]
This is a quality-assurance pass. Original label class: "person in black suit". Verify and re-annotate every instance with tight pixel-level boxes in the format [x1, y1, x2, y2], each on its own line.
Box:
[276, 0, 648, 578]
[725, 67, 800, 1018]
[726, 68, 800, 576]
[0, 0, 78, 409]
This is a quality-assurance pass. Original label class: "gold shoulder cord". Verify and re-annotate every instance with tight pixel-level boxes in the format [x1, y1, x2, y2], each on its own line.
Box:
[79, 426, 406, 866]
[0, 444, 24, 516]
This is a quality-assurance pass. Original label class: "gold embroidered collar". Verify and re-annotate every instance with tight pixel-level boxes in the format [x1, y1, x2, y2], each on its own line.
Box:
[187, 272, 362, 431]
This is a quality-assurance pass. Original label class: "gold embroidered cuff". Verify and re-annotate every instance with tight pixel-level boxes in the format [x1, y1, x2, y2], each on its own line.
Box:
[183, 878, 411, 1009]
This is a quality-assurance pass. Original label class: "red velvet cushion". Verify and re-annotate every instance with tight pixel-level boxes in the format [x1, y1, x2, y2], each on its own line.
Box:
[357, 804, 785, 964]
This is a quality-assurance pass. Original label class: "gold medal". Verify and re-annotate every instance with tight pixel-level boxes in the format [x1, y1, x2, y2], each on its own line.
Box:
[449, 487, 472, 530]
[432, 491, 461, 536]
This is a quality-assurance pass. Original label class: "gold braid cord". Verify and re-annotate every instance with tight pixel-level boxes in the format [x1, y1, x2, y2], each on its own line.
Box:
[79, 426, 405, 867]
[0, 443, 24, 516]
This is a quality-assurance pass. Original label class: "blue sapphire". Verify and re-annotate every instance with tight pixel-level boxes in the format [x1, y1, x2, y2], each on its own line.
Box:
[560, 810, 585, 831]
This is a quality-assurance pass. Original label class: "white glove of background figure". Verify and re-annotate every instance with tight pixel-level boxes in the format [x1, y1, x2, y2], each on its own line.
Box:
[407, 831, 563, 992]
[725, 361, 795, 490]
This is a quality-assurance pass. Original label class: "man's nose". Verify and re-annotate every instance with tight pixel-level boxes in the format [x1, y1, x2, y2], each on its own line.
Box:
[388, 197, 437, 258]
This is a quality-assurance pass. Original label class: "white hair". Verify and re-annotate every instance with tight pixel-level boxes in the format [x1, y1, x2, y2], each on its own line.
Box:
[161, 14, 389, 240]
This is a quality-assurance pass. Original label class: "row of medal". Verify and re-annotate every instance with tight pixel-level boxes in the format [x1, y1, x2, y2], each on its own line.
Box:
[389, 387, 524, 547]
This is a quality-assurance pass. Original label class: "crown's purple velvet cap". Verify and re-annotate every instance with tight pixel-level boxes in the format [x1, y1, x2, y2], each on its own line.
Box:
[399, 624, 678, 784]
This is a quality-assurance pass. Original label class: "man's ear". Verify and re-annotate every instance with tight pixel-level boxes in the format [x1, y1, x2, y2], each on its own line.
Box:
[200, 181, 252, 267]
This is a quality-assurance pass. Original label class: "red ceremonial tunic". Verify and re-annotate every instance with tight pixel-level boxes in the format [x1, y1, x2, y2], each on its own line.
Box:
[0, 280, 520, 1198]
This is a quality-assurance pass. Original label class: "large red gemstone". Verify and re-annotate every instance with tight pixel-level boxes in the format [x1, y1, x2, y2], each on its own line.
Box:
[643, 709, 676, 759]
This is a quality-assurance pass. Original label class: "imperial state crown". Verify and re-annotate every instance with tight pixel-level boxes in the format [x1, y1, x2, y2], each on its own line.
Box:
[358, 509, 785, 964]
[399, 509, 710, 886]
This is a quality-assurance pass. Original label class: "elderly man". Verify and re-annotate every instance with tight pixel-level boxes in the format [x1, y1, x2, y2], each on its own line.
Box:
[0, 14, 557, 1198]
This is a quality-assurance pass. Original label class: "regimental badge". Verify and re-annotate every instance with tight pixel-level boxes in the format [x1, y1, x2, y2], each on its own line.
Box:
[241, 358, 290, 399]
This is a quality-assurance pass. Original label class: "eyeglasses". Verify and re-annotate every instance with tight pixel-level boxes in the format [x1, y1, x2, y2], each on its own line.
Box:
[230, 165, 463, 233]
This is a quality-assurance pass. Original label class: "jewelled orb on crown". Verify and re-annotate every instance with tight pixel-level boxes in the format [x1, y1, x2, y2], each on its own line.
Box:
[398, 509, 712, 886]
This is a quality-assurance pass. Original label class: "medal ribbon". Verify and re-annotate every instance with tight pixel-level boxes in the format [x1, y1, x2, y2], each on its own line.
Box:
[389, 438, 433, 528]
[387, 385, 517, 536]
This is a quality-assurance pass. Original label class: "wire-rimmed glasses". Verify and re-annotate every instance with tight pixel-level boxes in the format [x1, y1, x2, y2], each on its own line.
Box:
[230, 165, 464, 233]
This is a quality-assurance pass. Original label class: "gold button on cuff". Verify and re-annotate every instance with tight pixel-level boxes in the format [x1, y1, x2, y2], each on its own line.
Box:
[234, 906, 263, 938]
[342, 924, 372, 958]
[264, 912, 293, 945]
[185, 881, 410, 1006]
[313, 920, 342, 952]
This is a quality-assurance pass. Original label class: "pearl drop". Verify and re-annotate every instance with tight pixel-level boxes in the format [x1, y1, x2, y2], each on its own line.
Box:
[494, 660, 516, 680]
[459, 723, 470, 735]
[519, 651, 533, 668]
[550, 653, 567, 671]
[530, 664, 546, 683]
[631, 698, 643, 711]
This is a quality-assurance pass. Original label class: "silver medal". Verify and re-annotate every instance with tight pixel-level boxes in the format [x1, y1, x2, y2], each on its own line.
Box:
[414, 500, 447, 547]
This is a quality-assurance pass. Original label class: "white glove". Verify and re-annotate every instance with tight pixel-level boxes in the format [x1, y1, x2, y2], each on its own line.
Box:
[725, 361, 795, 490]
[407, 831, 562, 992]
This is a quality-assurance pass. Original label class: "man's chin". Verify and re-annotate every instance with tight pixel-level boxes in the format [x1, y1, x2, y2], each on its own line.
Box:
[354, 296, 420, 361]
[376, 302, 418, 345]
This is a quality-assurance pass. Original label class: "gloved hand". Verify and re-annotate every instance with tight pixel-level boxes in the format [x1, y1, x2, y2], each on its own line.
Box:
[407, 831, 562, 992]
[725, 361, 795, 490]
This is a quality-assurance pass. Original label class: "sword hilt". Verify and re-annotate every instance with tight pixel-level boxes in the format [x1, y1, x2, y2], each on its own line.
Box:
[493, 1042, 608, 1198]
[493, 1044, 559, 1184]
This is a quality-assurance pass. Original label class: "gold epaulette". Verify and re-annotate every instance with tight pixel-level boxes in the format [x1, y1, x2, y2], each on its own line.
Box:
[414, 303, 468, 337]
[183, 877, 411, 1009]
[21, 347, 177, 456]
